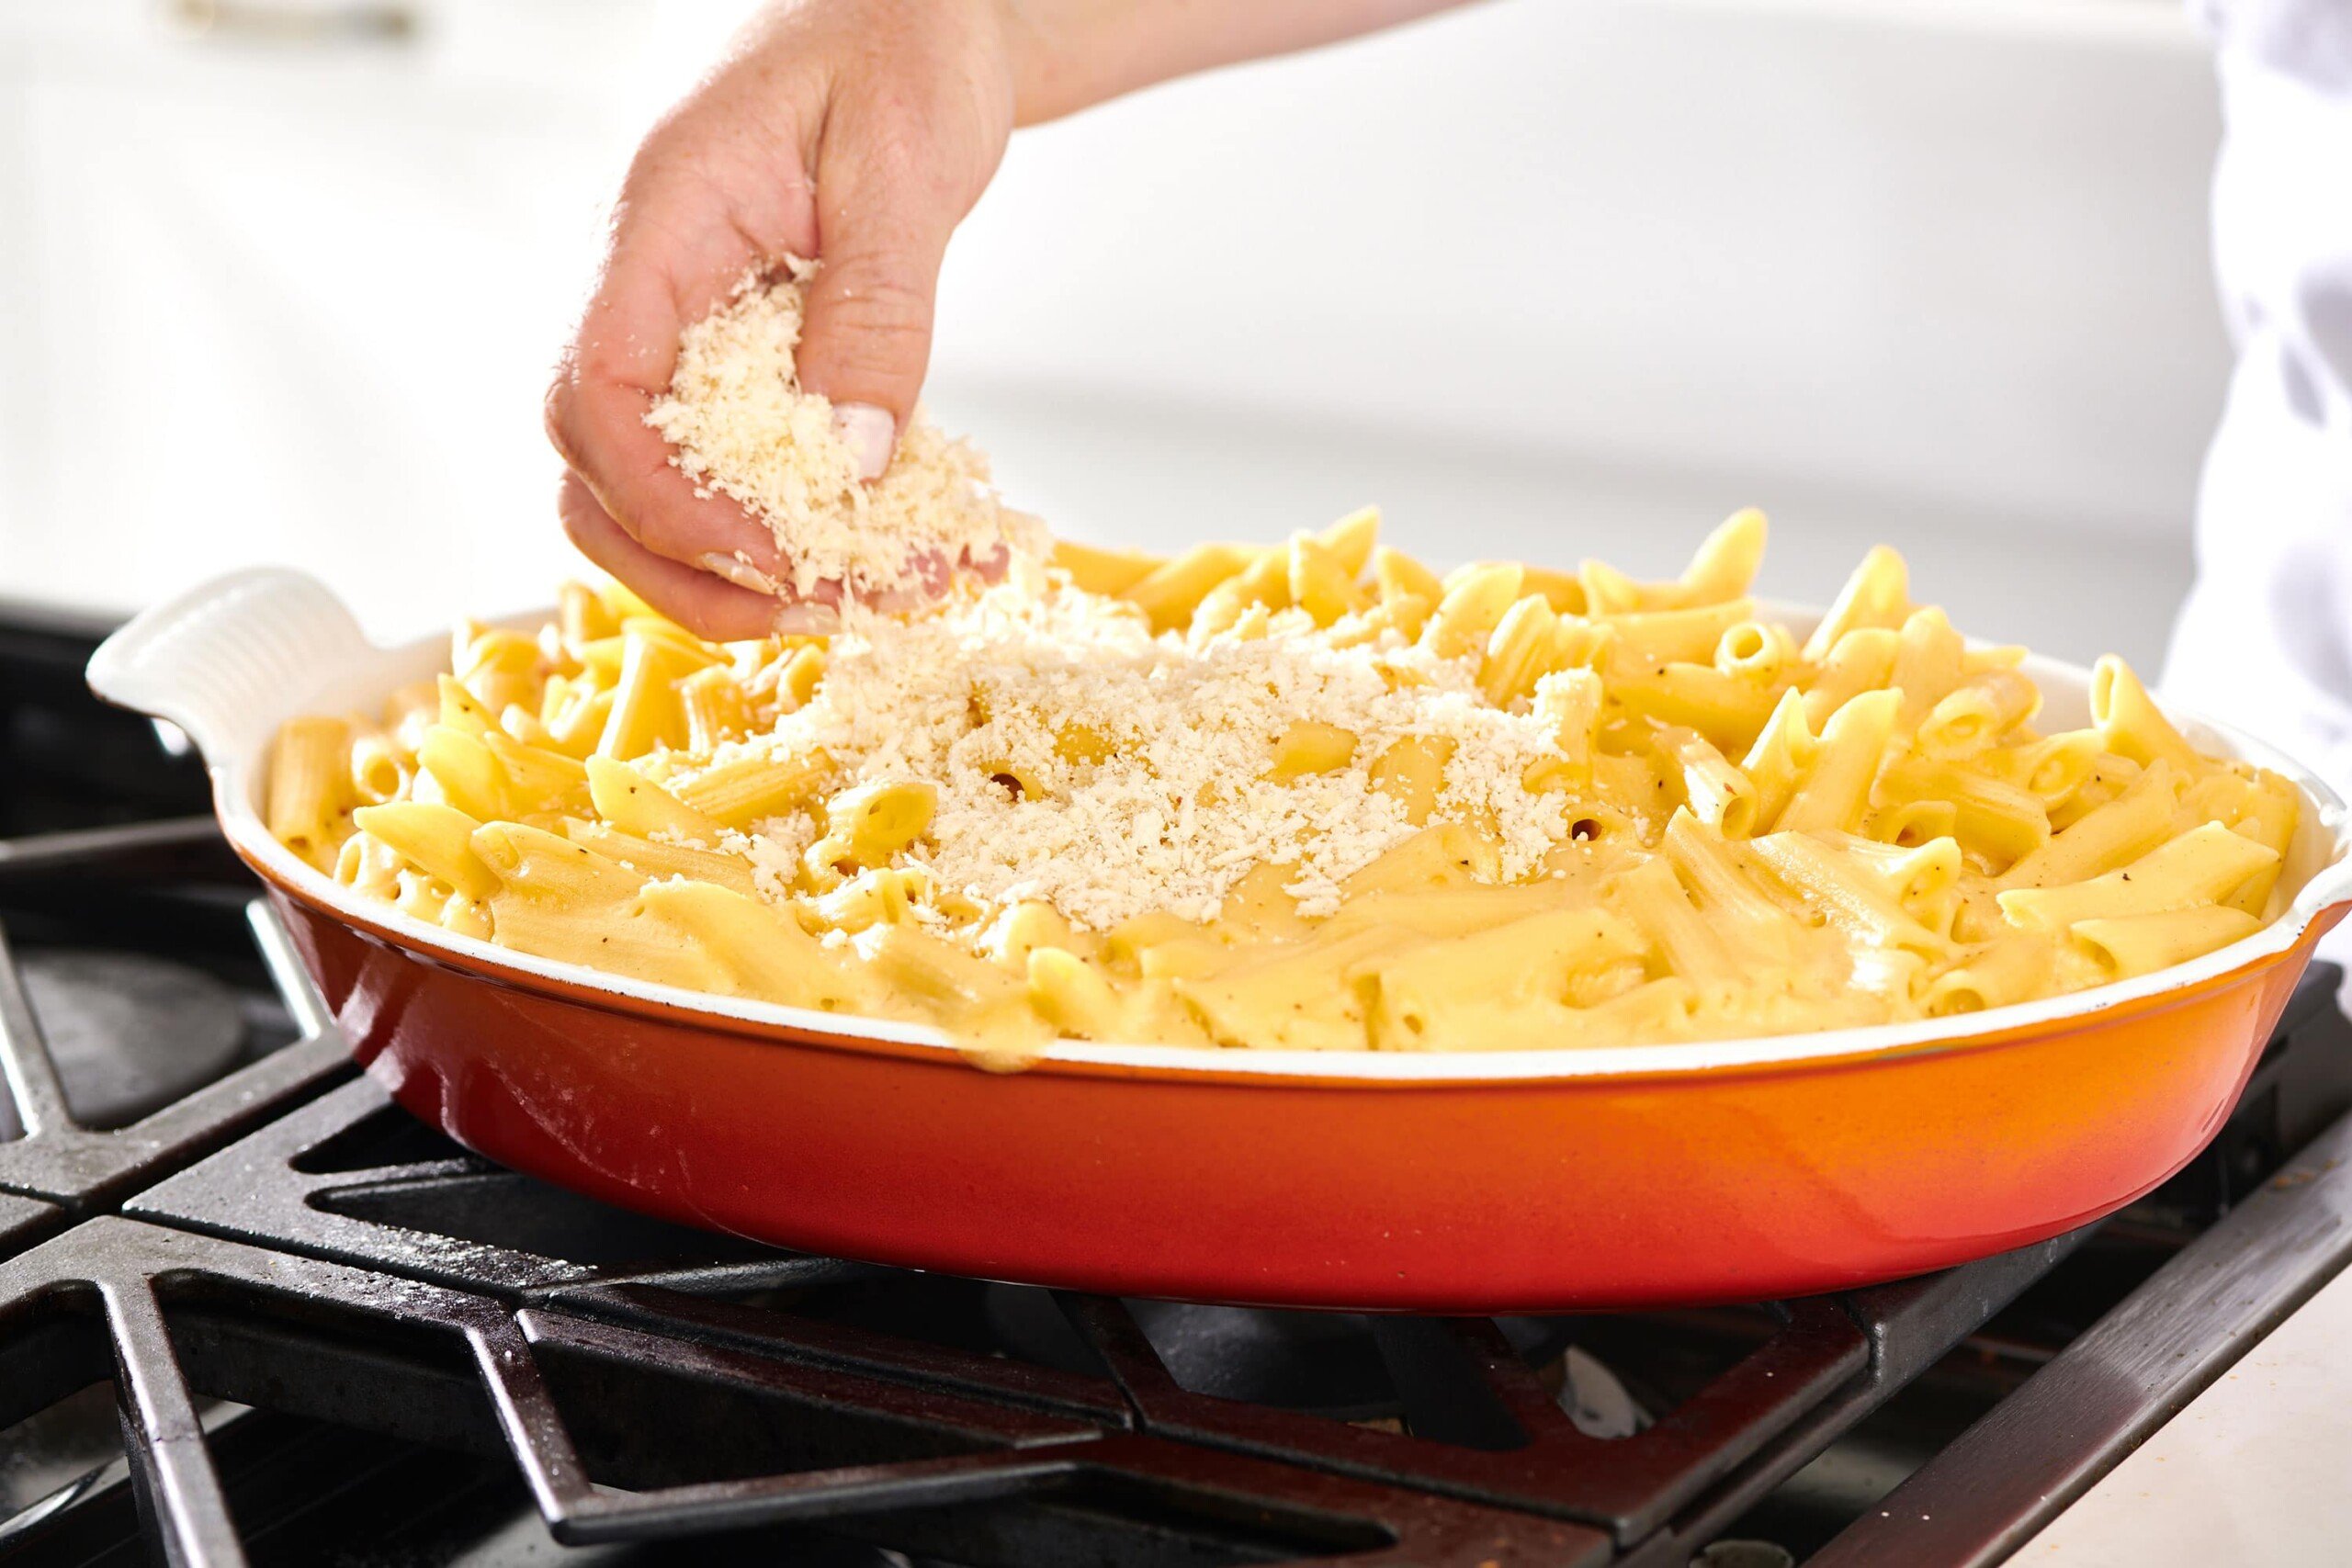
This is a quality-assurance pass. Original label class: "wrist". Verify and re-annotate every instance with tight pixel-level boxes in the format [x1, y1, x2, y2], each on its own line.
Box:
[998, 0, 1137, 127]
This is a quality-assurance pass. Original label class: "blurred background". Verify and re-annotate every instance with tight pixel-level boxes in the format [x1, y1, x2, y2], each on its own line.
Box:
[0, 0, 2224, 667]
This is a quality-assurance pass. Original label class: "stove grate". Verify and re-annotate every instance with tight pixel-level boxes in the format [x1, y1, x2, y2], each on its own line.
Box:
[0, 829, 348, 1223]
[0, 1215, 1606, 1567]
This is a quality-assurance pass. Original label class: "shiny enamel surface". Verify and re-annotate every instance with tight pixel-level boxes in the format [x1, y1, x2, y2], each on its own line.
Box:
[268, 873, 2337, 1309]
[90, 569, 2352, 1308]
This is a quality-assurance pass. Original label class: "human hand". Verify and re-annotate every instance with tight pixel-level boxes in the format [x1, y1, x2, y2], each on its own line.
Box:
[548, 0, 1468, 637]
[546, 0, 1021, 639]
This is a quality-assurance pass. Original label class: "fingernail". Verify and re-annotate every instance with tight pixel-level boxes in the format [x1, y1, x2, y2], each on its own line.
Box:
[831, 402, 895, 481]
[695, 552, 781, 595]
[774, 602, 839, 635]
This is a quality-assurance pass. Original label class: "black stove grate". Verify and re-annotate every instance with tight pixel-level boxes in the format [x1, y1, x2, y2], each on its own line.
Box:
[0, 1214, 1606, 1567]
[0, 827, 350, 1231]
[5, 609, 2351, 1567]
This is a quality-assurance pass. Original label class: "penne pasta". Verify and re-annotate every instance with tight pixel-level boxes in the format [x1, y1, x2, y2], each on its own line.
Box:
[1803, 546, 1910, 661]
[266, 716, 353, 869]
[266, 511, 2312, 1055]
[1875, 755, 2051, 867]
[585, 755, 724, 844]
[1778, 690, 1899, 836]
[1051, 538, 1163, 596]
[1919, 670, 2041, 760]
[1749, 831, 1950, 959]
[352, 802, 498, 901]
[671, 749, 833, 829]
[1656, 726, 1758, 837]
[1997, 823, 2280, 933]
[2071, 907, 2263, 981]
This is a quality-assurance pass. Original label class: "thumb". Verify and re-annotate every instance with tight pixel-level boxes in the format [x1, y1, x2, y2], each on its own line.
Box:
[794, 142, 959, 481]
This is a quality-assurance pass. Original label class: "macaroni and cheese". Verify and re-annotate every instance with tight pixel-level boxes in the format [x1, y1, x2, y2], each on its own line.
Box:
[267, 510, 2301, 1056]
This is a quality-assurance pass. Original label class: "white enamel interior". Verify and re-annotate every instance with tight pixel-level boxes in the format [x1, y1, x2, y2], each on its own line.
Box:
[87, 569, 2352, 1083]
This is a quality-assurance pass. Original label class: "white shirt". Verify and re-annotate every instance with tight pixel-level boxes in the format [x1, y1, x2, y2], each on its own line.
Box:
[2165, 0, 2352, 960]
[2168, 2, 2352, 783]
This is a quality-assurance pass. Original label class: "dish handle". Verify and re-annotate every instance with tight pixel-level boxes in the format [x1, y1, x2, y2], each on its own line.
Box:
[86, 569, 370, 770]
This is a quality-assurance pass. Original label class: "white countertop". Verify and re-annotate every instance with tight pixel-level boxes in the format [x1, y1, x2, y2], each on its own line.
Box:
[2022, 1256, 2352, 1566]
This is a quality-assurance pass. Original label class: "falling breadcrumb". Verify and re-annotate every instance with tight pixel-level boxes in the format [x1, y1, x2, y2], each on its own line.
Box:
[645, 260, 1043, 601]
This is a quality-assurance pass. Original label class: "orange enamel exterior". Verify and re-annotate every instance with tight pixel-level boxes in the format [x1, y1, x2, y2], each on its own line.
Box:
[260, 866, 2345, 1313]
[85, 570, 2352, 1313]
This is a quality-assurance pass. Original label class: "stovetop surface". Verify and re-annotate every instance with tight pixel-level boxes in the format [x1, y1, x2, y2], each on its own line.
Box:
[4, 610, 2350, 1568]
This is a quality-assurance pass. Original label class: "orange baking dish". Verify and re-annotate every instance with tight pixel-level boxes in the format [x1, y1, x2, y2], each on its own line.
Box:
[88, 570, 2352, 1311]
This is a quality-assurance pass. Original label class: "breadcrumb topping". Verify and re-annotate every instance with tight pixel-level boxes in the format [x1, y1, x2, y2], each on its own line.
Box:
[645, 262, 1043, 600]
[708, 580, 1576, 931]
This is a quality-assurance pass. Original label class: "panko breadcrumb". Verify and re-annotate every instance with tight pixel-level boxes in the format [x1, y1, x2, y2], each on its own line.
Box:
[697, 580, 1577, 931]
[645, 261, 1043, 600]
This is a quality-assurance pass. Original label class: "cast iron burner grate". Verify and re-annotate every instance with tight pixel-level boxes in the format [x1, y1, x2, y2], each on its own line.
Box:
[0, 827, 350, 1243]
[3, 607, 2351, 1566]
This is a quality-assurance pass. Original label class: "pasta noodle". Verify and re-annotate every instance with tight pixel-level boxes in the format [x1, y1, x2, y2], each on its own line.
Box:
[269, 511, 2307, 1055]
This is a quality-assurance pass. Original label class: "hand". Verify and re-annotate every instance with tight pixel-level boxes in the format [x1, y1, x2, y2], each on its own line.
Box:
[546, 0, 1020, 639]
[547, 0, 1467, 638]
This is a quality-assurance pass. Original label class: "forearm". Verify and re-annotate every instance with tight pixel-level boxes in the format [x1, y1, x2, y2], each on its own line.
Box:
[1004, 0, 1477, 124]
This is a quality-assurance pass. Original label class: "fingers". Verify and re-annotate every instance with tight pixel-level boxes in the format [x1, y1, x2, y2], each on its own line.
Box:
[560, 475, 831, 640]
[963, 539, 1012, 583]
[547, 6, 1015, 620]
[546, 152, 808, 583]
[792, 117, 969, 479]
[857, 548, 956, 614]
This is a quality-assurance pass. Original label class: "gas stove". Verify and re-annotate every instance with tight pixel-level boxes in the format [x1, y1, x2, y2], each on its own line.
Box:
[2, 601, 2348, 1568]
